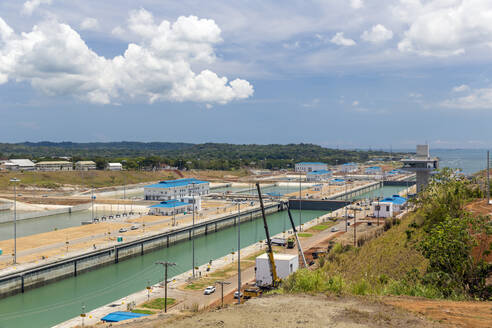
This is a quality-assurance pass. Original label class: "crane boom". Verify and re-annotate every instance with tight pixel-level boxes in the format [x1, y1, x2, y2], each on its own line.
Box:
[256, 183, 279, 287]
[287, 205, 308, 268]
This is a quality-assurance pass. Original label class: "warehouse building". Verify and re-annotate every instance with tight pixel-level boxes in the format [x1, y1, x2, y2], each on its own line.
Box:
[106, 163, 123, 171]
[36, 161, 73, 171]
[295, 162, 328, 173]
[2, 159, 36, 171]
[75, 161, 97, 170]
[144, 178, 210, 201]
[306, 169, 332, 182]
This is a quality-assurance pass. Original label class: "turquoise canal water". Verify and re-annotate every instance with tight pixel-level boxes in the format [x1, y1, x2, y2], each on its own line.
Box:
[333, 185, 408, 201]
[0, 209, 325, 328]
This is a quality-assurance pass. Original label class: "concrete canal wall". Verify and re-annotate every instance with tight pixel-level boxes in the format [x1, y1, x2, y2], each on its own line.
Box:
[0, 203, 91, 224]
[0, 203, 281, 299]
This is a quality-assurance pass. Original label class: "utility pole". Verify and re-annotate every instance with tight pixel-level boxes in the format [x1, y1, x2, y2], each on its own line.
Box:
[155, 261, 176, 313]
[215, 281, 231, 308]
[353, 208, 358, 247]
[236, 201, 241, 304]
[191, 182, 196, 279]
[344, 177, 348, 232]
[91, 186, 94, 221]
[299, 172, 302, 231]
[10, 178, 20, 264]
[487, 150, 490, 205]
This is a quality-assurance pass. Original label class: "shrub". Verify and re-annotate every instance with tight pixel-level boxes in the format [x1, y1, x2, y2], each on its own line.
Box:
[351, 279, 369, 295]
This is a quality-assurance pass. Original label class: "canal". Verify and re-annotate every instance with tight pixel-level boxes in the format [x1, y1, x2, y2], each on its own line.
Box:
[0, 209, 325, 328]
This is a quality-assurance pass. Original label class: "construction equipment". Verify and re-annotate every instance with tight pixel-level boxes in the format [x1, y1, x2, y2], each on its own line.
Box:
[256, 183, 281, 289]
[286, 205, 308, 268]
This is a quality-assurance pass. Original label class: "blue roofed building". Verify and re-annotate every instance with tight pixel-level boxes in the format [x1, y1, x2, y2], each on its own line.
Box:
[306, 169, 332, 182]
[295, 162, 328, 173]
[148, 199, 194, 216]
[339, 162, 358, 173]
[144, 178, 210, 201]
[364, 166, 382, 175]
[372, 195, 407, 218]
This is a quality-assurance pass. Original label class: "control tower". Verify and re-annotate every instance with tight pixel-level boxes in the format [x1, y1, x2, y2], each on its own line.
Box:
[401, 145, 439, 193]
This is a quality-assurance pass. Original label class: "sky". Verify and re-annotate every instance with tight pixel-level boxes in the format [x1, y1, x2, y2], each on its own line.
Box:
[1, 0, 492, 149]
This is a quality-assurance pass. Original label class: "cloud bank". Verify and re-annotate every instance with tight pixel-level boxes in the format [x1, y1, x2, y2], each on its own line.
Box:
[0, 9, 253, 105]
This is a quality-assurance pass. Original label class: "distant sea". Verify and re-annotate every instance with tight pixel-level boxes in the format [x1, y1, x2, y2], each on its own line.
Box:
[430, 149, 488, 175]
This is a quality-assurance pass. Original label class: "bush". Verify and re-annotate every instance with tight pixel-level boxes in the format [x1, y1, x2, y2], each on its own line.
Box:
[351, 279, 369, 295]
[283, 269, 328, 293]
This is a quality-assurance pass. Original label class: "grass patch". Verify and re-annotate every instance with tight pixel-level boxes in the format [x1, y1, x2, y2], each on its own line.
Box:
[298, 233, 313, 238]
[308, 222, 335, 232]
[142, 298, 175, 310]
[131, 309, 155, 315]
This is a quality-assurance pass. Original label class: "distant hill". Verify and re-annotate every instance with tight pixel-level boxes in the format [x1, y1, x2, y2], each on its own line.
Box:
[0, 142, 403, 170]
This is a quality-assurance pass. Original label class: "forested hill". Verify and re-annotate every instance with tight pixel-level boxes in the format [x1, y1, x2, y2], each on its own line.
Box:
[0, 142, 402, 170]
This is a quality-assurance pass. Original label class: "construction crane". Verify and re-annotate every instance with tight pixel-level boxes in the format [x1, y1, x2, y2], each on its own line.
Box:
[256, 182, 280, 288]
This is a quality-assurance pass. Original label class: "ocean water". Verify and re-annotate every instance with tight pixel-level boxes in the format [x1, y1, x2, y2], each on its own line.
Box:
[431, 149, 487, 175]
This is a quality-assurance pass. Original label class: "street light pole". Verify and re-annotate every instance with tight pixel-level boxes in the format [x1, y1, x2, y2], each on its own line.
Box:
[10, 178, 20, 264]
[192, 182, 196, 278]
[299, 172, 302, 231]
[237, 201, 241, 304]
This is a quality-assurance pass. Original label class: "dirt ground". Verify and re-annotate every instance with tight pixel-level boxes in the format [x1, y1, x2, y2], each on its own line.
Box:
[384, 296, 492, 328]
[103, 294, 442, 328]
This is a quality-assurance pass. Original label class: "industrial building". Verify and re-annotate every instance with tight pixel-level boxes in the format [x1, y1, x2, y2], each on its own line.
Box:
[364, 166, 382, 175]
[339, 162, 358, 173]
[372, 195, 407, 218]
[106, 163, 123, 171]
[306, 169, 332, 182]
[144, 178, 210, 201]
[36, 161, 73, 171]
[75, 161, 97, 170]
[295, 162, 328, 173]
[1, 159, 36, 171]
[401, 145, 439, 193]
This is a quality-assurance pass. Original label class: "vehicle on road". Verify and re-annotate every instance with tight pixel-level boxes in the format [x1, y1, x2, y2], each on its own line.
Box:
[330, 227, 338, 232]
[130, 225, 139, 230]
[271, 237, 287, 247]
[203, 286, 216, 295]
[118, 228, 128, 233]
[234, 291, 243, 299]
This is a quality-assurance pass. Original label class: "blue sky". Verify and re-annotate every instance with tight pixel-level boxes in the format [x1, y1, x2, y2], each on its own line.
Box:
[1, 0, 492, 148]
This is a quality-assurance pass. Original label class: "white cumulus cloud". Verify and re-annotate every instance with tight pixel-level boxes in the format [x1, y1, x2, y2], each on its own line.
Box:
[0, 10, 253, 105]
[22, 0, 52, 16]
[330, 32, 356, 46]
[452, 84, 470, 92]
[441, 87, 492, 109]
[361, 24, 393, 44]
[397, 0, 492, 57]
[350, 0, 364, 9]
[80, 18, 99, 31]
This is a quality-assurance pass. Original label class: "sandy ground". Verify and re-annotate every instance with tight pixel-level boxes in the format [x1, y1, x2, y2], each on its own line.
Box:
[384, 296, 492, 328]
[102, 294, 442, 328]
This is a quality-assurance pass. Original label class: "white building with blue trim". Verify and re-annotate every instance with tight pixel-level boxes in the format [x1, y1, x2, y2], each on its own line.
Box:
[340, 162, 358, 173]
[148, 200, 193, 216]
[144, 178, 210, 201]
[306, 169, 332, 182]
[365, 166, 382, 175]
[295, 162, 328, 173]
[372, 195, 407, 218]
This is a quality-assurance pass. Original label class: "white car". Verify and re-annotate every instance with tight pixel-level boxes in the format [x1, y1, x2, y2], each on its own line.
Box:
[330, 227, 338, 232]
[118, 228, 128, 233]
[204, 286, 216, 295]
[234, 291, 243, 299]
[130, 225, 139, 230]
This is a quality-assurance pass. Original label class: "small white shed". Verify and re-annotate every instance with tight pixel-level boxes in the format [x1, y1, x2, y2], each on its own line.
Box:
[255, 253, 299, 287]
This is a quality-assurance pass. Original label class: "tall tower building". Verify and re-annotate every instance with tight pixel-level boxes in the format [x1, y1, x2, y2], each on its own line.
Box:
[401, 145, 439, 193]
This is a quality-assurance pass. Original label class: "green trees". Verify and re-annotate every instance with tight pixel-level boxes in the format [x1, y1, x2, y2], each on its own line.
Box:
[414, 169, 491, 299]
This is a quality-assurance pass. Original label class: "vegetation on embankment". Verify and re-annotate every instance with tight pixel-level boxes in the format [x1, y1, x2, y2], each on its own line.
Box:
[284, 169, 492, 300]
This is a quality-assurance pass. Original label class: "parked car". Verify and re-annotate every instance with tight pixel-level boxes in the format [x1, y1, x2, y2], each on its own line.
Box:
[330, 227, 338, 232]
[130, 225, 139, 230]
[118, 228, 128, 233]
[234, 291, 243, 299]
[203, 286, 216, 295]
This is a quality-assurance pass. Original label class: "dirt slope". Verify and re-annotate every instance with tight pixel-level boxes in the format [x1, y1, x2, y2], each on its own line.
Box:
[111, 294, 442, 328]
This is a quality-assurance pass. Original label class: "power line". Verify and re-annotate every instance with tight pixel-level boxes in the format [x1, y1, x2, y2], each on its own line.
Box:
[155, 261, 176, 313]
